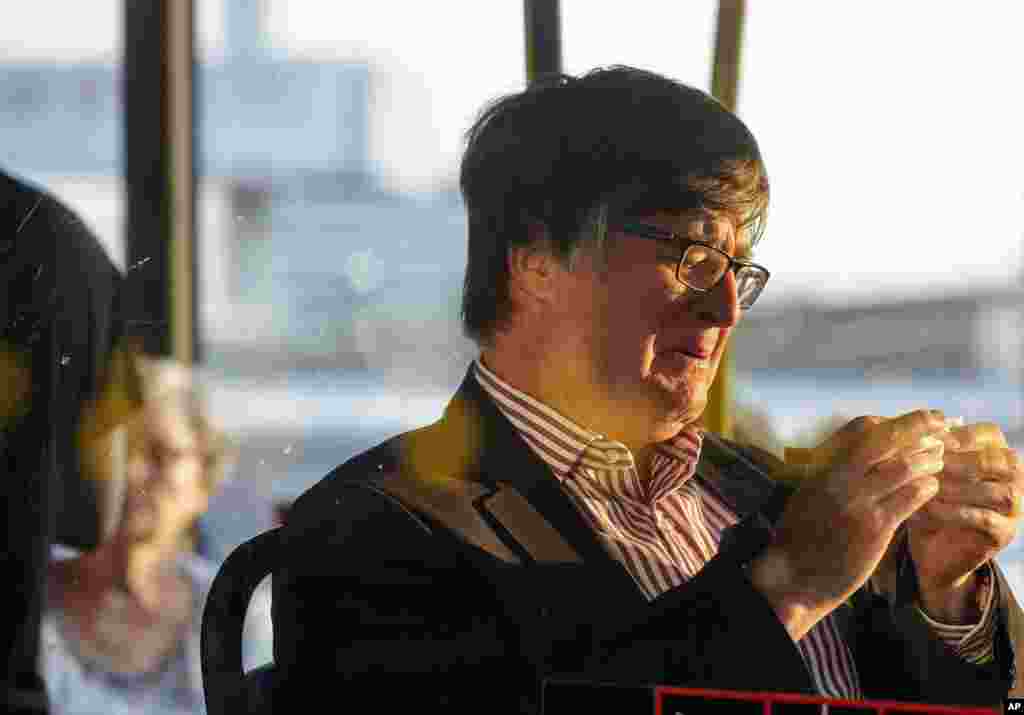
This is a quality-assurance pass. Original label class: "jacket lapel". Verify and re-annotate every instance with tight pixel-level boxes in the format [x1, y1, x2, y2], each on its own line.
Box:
[696, 433, 790, 522]
[479, 485, 582, 564]
[451, 372, 648, 604]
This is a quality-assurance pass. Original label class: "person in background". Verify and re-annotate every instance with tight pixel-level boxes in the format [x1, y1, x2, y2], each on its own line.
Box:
[40, 355, 271, 715]
[2, 168, 124, 715]
[272, 66, 1024, 712]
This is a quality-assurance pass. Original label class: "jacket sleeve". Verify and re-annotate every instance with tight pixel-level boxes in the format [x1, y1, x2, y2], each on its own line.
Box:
[272, 483, 526, 714]
[583, 512, 816, 696]
[272, 483, 819, 711]
[851, 540, 1019, 706]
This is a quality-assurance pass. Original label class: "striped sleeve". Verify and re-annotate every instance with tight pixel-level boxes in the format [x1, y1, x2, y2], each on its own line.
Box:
[915, 563, 997, 665]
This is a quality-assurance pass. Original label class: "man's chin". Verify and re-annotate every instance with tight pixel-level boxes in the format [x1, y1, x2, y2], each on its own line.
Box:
[646, 390, 706, 436]
[670, 404, 706, 431]
[649, 373, 706, 409]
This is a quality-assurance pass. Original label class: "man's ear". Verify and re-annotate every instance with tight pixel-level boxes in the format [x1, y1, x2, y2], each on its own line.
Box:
[508, 223, 561, 306]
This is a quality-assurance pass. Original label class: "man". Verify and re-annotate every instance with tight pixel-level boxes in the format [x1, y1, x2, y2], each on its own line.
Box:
[2, 169, 125, 714]
[272, 67, 1024, 711]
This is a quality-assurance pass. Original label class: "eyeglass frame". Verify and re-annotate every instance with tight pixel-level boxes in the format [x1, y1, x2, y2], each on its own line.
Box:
[616, 221, 770, 310]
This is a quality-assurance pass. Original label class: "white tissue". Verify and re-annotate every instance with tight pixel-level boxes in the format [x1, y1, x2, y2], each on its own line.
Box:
[944, 416, 965, 430]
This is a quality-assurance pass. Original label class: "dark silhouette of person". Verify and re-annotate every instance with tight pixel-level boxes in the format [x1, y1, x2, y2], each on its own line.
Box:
[2, 169, 125, 714]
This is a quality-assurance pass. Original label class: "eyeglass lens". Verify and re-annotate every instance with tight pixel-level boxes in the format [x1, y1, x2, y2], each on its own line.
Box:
[677, 245, 766, 309]
[734, 266, 767, 309]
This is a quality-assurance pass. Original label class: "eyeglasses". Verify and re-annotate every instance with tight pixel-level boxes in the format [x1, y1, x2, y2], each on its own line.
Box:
[618, 222, 770, 310]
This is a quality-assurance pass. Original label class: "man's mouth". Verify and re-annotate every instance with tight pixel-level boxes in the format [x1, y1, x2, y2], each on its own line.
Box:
[664, 349, 712, 360]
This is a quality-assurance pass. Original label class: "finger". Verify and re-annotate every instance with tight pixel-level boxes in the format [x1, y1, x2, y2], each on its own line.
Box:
[941, 448, 1022, 483]
[932, 480, 1020, 516]
[951, 422, 1009, 451]
[892, 429, 960, 458]
[856, 447, 945, 504]
[787, 415, 889, 467]
[931, 429, 963, 453]
[877, 474, 940, 528]
[848, 409, 951, 467]
[914, 501, 1017, 546]
[840, 415, 888, 435]
[829, 415, 889, 451]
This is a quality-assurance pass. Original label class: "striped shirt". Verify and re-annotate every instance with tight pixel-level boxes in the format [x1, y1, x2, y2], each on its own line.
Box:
[474, 359, 996, 698]
[917, 564, 997, 665]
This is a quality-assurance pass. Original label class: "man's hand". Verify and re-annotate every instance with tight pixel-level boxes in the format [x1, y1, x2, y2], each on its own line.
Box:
[750, 410, 955, 641]
[907, 422, 1024, 623]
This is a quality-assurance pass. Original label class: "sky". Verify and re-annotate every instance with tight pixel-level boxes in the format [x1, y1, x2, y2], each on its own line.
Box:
[0, 0, 1022, 307]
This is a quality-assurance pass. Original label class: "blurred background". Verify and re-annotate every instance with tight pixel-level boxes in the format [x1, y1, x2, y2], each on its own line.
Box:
[3, 0, 1024, 592]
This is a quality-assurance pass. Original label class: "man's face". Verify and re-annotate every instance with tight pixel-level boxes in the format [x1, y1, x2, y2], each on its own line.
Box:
[555, 210, 745, 442]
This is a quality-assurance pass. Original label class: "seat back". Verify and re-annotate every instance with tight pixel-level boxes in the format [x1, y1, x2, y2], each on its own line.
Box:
[201, 527, 281, 715]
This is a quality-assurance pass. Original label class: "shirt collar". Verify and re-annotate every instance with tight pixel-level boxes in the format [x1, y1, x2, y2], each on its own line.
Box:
[473, 358, 703, 505]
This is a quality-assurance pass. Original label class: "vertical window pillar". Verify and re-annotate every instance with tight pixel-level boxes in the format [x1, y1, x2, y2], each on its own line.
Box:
[123, 0, 198, 363]
[705, 0, 747, 438]
[524, 0, 562, 83]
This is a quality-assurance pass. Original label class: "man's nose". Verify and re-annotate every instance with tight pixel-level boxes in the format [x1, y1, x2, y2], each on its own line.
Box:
[694, 269, 741, 327]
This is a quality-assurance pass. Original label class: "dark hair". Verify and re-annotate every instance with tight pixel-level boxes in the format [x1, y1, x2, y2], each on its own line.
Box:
[459, 65, 769, 345]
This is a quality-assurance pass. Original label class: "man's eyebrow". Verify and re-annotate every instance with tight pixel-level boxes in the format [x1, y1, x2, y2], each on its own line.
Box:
[661, 230, 734, 256]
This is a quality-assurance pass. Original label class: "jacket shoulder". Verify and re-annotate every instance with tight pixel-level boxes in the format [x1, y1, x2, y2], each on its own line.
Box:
[285, 433, 405, 531]
[291, 405, 493, 513]
[287, 420, 446, 520]
[285, 423, 520, 563]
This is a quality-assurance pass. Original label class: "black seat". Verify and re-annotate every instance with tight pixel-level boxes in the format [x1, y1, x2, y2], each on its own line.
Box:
[201, 527, 281, 715]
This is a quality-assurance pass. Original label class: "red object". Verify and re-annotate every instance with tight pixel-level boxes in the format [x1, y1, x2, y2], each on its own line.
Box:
[654, 686, 1000, 714]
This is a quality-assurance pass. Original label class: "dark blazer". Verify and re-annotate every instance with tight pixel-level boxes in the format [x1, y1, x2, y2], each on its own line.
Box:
[273, 369, 1023, 712]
